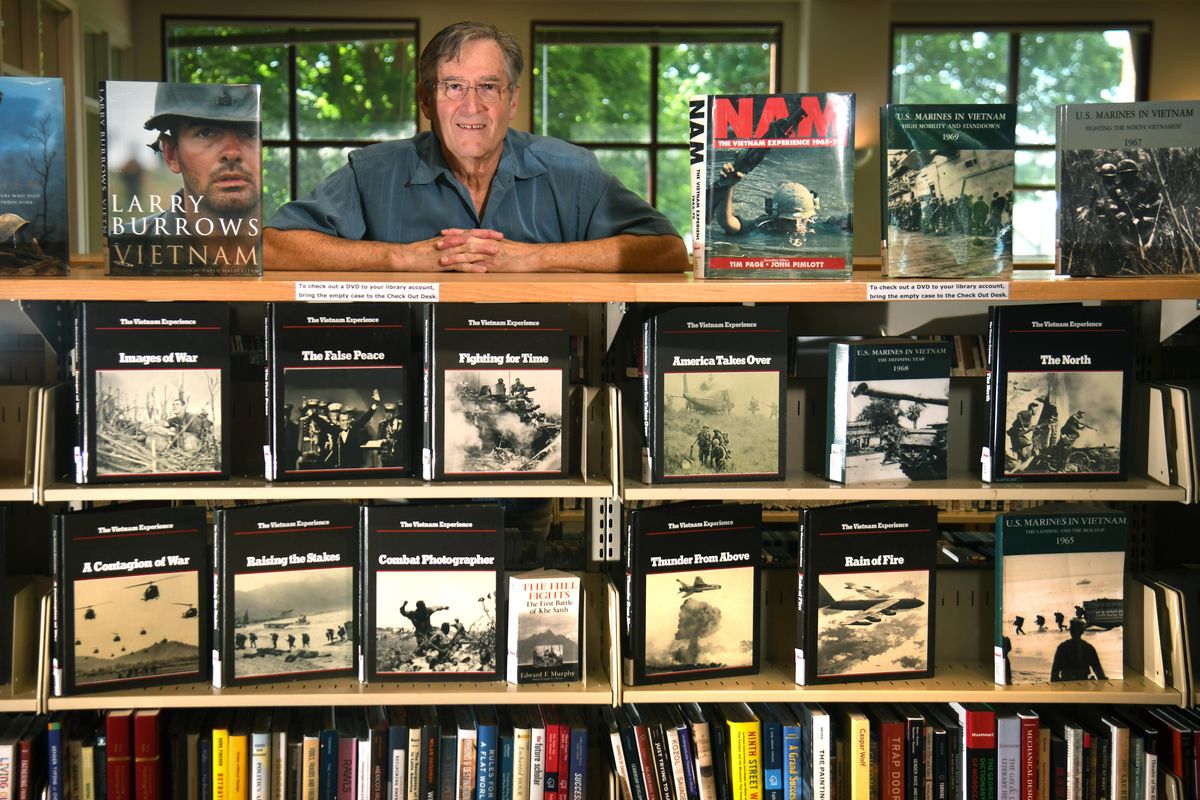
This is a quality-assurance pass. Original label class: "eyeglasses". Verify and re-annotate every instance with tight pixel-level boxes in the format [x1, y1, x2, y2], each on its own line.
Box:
[436, 80, 510, 103]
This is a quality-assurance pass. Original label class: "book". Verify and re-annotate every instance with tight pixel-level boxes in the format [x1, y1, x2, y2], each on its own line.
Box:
[720, 704, 763, 800]
[422, 303, 569, 480]
[1056, 100, 1200, 276]
[52, 505, 208, 695]
[213, 502, 359, 686]
[100, 80, 263, 276]
[690, 93, 856, 279]
[880, 103, 1016, 278]
[623, 502, 762, 685]
[984, 303, 1133, 482]
[641, 304, 788, 483]
[361, 503, 504, 680]
[73, 301, 230, 484]
[106, 710, 134, 800]
[0, 77, 70, 275]
[825, 339, 952, 483]
[506, 569, 582, 684]
[950, 704, 996, 800]
[266, 302, 419, 480]
[132, 710, 162, 800]
[455, 708, 477, 800]
[994, 507, 1127, 684]
[795, 503, 937, 684]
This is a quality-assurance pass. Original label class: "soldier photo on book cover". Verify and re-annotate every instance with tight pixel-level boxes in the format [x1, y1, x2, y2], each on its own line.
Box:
[843, 377, 949, 482]
[374, 570, 498, 675]
[283, 368, 406, 471]
[661, 371, 780, 477]
[443, 368, 562, 474]
[814, 570, 929, 679]
[1002, 371, 1122, 477]
[514, 609, 579, 676]
[643, 566, 755, 677]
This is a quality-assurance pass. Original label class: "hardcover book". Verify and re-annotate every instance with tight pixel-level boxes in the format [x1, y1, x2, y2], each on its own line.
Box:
[985, 302, 1132, 482]
[795, 502, 937, 685]
[0, 77, 70, 275]
[880, 103, 1016, 278]
[266, 302, 418, 480]
[73, 301, 230, 484]
[506, 569, 582, 685]
[361, 503, 504, 681]
[690, 93, 855, 279]
[623, 502, 762, 686]
[642, 304, 788, 483]
[212, 502, 358, 687]
[825, 339, 951, 483]
[100, 80, 262, 276]
[1056, 100, 1200, 276]
[994, 506, 1126, 685]
[52, 505, 208, 695]
[422, 304, 569, 481]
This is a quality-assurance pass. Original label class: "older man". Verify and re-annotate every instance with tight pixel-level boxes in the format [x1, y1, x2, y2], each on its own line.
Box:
[265, 21, 687, 273]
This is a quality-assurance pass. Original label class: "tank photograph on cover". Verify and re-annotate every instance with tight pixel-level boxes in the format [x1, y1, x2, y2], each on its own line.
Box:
[443, 369, 563, 474]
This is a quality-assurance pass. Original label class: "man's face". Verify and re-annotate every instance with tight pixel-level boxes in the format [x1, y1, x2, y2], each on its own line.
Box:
[161, 119, 261, 217]
[420, 38, 519, 169]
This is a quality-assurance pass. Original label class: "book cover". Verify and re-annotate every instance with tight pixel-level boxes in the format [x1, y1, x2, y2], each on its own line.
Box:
[506, 569, 582, 685]
[74, 301, 230, 484]
[986, 303, 1133, 482]
[880, 103, 1016, 278]
[795, 503, 936, 684]
[1056, 100, 1200, 276]
[266, 302, 419, 480]
[994, 507, 1126, 684]
[100, 80, 262, 276]
[690, 93, 855, 279]
[423, 304, 569, 480]
[623, 502, 761, 686]
[825, 339, 951, 483]
[0, 77, 70, 275]
[52, 505, 208, 695]
[213, 502, 358, 686]
[361, 503, 503, 680]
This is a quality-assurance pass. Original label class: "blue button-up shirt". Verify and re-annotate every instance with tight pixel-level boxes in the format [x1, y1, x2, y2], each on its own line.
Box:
[267, 129, 679, 243]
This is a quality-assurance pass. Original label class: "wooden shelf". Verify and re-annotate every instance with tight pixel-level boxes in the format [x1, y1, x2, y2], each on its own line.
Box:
[0, 478, 34, 502]
[0, 689, 39, 713]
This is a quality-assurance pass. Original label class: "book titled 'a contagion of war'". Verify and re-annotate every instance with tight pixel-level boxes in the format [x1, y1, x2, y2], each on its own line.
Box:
[690, 93, 855, 280]
[101, 80, 262, 276]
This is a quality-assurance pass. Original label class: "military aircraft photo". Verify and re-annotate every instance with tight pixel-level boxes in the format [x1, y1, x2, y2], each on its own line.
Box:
[676, 576, 722, 597]
[818, 581, 925, 626]
[125, 574, 180, 601]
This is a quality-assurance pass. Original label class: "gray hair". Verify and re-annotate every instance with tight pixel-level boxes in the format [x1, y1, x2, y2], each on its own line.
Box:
[418, 22, 524, 97]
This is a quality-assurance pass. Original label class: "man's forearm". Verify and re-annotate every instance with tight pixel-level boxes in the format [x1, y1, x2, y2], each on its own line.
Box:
[527, 234, 689, 273]
[264, 228, 398, 271]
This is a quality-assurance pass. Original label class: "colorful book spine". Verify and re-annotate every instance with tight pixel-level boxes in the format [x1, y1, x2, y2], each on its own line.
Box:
[728, 719, 763, 800]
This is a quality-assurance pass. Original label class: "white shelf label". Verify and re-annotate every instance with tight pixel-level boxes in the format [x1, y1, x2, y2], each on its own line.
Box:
[294, 281, 440, 302]
[867, 280, 1010, 302]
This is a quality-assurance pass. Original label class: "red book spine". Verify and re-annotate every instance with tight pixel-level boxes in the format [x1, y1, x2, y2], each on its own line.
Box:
[880, 720, 905, 800]
[632, 722, 659, 800]
[556, 711, 569, 800]
[16, 737, 32, 800]
[107, 711, 134, 800]
[543, 710, 560, 800]
[134, 710, 162, 800]
[337, 736, 355, 800]
[1019, 717, 1038, 800]
[963, 710, 996, 800]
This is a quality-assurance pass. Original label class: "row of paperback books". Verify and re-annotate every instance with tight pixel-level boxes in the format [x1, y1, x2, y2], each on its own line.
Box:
[1144, 381, 1200, 502]
[52, 502, 582, 696]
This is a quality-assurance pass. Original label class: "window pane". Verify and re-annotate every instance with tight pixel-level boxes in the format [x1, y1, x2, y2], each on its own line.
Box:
[592, 149, 650, 202]
[295, 38, 417, 141]
[1013, 189, 1057, 262]
[656, 148, 692, 242]
[297, 146, 356, 200]
[262, 146, 291, 223]
[1015, 148, 1056, 188]
[658, 42, 773, 143]
[533, 44, 651, 143]
[892, 32, 1010, 105]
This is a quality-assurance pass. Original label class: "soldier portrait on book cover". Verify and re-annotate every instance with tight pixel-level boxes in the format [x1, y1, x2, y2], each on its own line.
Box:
[374, 570, 498, 675]
[443, 368, 562, 474]
[282, 366, 406, 471]
[1002, 370, 1122, 476]
[643, 566, 755, 676]
[661, 371, 780, 477]
[814, 570, 929, 679]
[844, 376, 949, 482]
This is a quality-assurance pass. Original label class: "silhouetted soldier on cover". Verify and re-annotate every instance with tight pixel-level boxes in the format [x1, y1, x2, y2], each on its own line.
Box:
[690, 425, 713, 466]
[1055, 611, 1066, 632]
[1059, 410, 1095, 451]
[1013, 615, 1026, 635]
[270, 632, 279, 649]
[287, 634, 295, 650]
[400, 599, 449, 648]
[1008, 402, 1038, 461]
[1051, 618, 1107, 681]
[248, 632, 257, 649]
[1035, 614, 1047, 632]
[301, 633, 311, 649]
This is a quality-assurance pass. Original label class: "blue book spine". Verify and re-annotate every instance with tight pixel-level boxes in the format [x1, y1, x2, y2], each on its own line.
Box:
[94, 734, 109, 800]
[618, 719, 647, 800]
[387, 725, 408, 800]
[499, 735, 514, 800]
[762, 717, 782, 800]
[477, 722, 499, 800]
[438, 732, 457, 800]
[198, 735, 211, 800]
[782, 723, 803, 800]
[319, 730, 338, 800]
[677, 724, 700, 800]
[568, 724, 588, 800]
[47, 722, 63, 800]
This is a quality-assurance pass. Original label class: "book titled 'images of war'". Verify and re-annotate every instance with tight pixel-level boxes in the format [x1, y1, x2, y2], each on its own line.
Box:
[1057, 100, 1200, 276]
[212, 502, 359, 687]
[795, 503, 936, 685]
[826, 339, 951, 483]
[423, 304, 568, 480]
[643, 304, 788, 484]
[101, 80, 262, 276]
[506, 569, 582, 685]
[74, 301, 229, 484]
[361, 504, 503, 681]
[994, 507, 1127, 685]
[623, 502, 761, 686]
[881, 104, 1016, 278]
[690, 93, 855, 279]
[985, 303, 1132, 483]
[52, 505, 208, 695]
[0, 77, 70, 275]
[267, 303, 418, 480]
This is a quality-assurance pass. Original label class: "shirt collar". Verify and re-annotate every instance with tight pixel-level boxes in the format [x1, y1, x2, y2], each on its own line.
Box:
[410, 130, 547, 185]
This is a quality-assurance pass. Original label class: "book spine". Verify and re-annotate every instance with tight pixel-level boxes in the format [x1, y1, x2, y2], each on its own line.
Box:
[543, 718, 560, 800]
[108, 715, 133, 800]
[848, 717, 870, 800]
[812, 715, 831, 800]
[437, 731, 456, 800]
[567, 724, 586, 800]
[134, 714, 162, 800]
[880, 104, 890, 274]
[728, 719, 762, 800]
[421, 305, 434, 480]
[1050, 737, 1067, 800]
[963, 711, 997, 800]
[272, 730, 288, 800]
[0, 742, 15, 800]
[826, 343, 849, 482]
[760, 720, 780, 800]
[250, 733, 271, 800]
[337, 736, 355, 800]
[529, 725, 546, 800]
[689, 95, 709, 274]
[51, 517, 63, 695]
[623, 511, 638, 686]
[513, 729, 532, 800]
[99, 83, 110, 228]
[993, 518, 1007, 685]
[477, 725, 497, 800]
[664, 724, 688, 800]
[618, 720, 648, 800]
[16, 738, 33, 800]
[213, 728, 229, 800]
[48, 724, 63, 800]
[319, 730, 338, 800]
[300, 736, 319, 800]
[640, 316, 654, 484]
[932, 728, 949, 800]
[782, 724, 802, 800]
[997, 719, 1018, 800]
[632, 722, 659, 800]
[881, 721, 905, 800]
[82, 743, 97, 800]
[212, 512, 225, 689]
[358, 738, 372, 800]
[906, 717, 924, 800]
[198, 735, 211, 800]
[1019, 718, 1038, 800]
[609, 728, 634, 800]
[794, 513, 808, 686]
[405, 727, 421, 800]
[693, 721, 719, 800]
[1142, 753, 1157, 800]
[677, 723, 700, 800]
[499, 737, 513, 800]
[421, 723, 437, 800]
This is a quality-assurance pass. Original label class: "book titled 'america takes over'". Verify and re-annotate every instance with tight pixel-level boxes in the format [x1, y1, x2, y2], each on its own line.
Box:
[691, 93, 855, 279]
[623, 502, 761, 686]
[101, 80, 262, 276]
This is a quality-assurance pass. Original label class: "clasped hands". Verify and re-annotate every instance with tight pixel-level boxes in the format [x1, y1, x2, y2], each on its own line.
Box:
[425, 227, 538, 272]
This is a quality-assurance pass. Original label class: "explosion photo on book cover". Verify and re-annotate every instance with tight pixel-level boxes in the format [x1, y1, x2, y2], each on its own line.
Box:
[374, 570, 498, 675]
[815, 570, 929, 678]
[443, 369, 562, 474]
[661, 371, 780, 477]
[1002, 371, 1122, 477]
[643, 566, 755, 676]
[843, 377, 949, 482]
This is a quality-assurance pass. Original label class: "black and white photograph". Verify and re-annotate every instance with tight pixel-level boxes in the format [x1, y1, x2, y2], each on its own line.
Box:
[374, 570, 498, 675]
[643, 566, 755, 676]
[230, 567, 354, 680]
[282, 365, 407, 472]
[815, 570, 929, 679]
[94, 368, 222, 476]
[844, 377, 949, 482]
[72, 570, 202, 687]
[661, 371, 780, 477]
[443, 368, 563, 474]
[516, 620, 578, 671]
[1003, 370, 1123, 476]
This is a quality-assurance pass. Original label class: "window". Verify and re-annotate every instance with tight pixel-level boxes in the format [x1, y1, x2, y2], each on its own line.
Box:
[892, 25, 1149, 261]
[533, 24, 781, 241]
[165, 19, 418, 223]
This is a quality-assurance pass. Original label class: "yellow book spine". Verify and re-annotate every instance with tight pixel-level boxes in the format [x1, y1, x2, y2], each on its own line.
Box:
[727, 721, 762, 800]
[213, 728, 229, 800]
[847, 714, 870, 800]
[228, 733, 248, 800]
